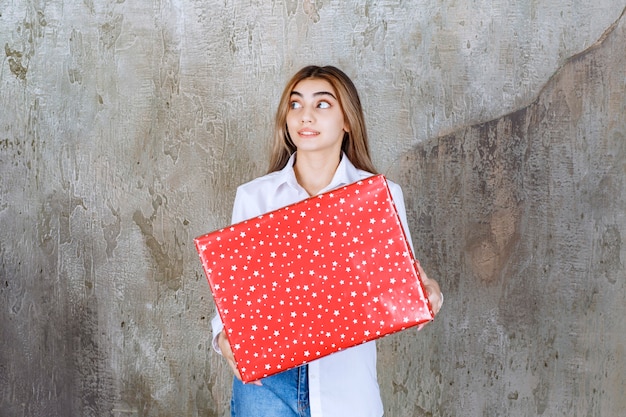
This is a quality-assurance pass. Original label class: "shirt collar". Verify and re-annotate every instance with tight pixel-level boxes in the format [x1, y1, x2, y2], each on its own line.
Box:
[277, 152, 365, 195]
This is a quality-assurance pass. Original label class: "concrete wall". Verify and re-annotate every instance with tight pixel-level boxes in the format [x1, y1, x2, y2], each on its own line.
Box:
[1, 1, 624, 416]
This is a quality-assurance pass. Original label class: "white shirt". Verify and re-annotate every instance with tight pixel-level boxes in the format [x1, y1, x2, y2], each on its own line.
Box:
[211, 153, 415, 417]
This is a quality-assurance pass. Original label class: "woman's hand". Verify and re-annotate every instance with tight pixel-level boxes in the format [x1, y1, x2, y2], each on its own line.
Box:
[217, 331, 263, 386]
[416, 261, 443, 316]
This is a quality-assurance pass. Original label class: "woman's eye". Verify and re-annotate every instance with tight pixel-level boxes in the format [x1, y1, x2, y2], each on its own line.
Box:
[317, 101, 330, 109]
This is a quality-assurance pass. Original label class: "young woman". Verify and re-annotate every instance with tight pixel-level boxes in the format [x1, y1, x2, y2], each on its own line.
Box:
[211, 65, 443, 417]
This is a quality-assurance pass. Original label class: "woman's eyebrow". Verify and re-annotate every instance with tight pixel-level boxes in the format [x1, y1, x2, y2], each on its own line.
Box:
[290, 90, 337, 100]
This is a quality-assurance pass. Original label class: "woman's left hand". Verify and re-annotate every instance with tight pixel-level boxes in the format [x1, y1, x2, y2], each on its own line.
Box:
[416, 261, 443, 316]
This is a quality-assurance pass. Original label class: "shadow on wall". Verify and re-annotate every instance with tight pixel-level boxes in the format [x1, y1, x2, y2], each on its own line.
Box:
[385, 6, 625, 416]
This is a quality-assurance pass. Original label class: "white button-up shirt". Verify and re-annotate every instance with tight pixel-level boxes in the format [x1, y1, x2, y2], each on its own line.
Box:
[211, 152, 414, 417]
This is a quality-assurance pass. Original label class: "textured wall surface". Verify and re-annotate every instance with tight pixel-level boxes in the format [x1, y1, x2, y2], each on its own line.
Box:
[1, 1, 625, 416]
[384, 10, 626, 415]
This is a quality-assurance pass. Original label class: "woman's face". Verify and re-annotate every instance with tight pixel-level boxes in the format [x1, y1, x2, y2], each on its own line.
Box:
[286, 78, 348, 157]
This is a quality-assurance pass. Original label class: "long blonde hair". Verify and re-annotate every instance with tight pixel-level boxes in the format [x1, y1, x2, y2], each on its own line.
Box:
[267, 66, 378, 174]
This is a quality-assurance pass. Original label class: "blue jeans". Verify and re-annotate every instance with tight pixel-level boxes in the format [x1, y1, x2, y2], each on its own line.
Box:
[231, 365, 311, 417]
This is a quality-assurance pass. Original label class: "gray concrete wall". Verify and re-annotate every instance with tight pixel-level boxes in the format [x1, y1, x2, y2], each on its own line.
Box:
[1, 1, 624, 416]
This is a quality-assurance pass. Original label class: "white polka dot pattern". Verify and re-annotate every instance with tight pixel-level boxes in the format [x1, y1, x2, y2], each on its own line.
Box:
[195, 175, 433, 382]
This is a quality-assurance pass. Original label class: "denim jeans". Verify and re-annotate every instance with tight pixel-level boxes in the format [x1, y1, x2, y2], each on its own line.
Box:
[231, 365, 311, 417]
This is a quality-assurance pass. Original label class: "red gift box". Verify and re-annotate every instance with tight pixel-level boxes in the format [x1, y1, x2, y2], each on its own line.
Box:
[195, 175, 433, 382]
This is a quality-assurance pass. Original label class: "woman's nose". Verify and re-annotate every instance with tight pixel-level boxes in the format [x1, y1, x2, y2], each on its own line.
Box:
[301, 106, 313, 123]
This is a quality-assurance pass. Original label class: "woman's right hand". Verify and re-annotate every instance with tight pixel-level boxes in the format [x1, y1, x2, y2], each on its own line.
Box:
[217, 331, 263, 386]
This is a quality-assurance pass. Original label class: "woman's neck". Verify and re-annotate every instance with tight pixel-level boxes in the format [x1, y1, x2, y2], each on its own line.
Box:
[293, 152, 341, 196]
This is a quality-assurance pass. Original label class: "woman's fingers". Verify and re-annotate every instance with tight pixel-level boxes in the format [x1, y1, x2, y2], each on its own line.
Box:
[218, 331, 239, 377]
[218, 331, 263, 385]
[416, 261, 443, 315]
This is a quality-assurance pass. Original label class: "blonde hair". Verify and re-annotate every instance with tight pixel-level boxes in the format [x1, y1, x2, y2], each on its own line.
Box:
[267, 66, 378, 174]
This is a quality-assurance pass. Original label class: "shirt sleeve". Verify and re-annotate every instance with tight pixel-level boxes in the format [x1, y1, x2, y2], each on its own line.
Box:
[210, 315, 224, 354]
[387, 181, 415, 254]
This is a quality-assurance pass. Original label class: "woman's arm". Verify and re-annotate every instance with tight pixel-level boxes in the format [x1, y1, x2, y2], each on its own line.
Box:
[388, 181, 443, 316]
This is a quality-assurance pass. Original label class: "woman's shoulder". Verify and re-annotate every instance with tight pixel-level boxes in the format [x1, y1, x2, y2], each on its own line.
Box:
[384, 177, 403, 190]
[343, 160, 405, 196]
[351, 166, 403, 194]
[236, 170, 285, 193]
[233, 170, 295, 211]
[231, 170, 289, 222]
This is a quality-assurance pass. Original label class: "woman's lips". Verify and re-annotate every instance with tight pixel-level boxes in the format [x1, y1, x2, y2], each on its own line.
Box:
[297, 128, 319, 137]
